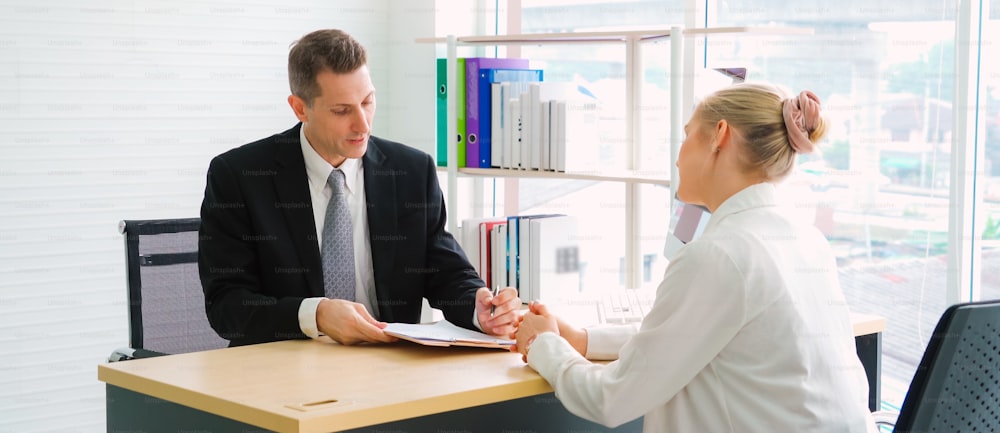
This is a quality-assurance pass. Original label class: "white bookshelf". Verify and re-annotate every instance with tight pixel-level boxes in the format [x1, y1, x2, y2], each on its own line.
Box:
[420, 25, 811, 288]
[415, 26, 812, 44]
[438, 166, 671, 186]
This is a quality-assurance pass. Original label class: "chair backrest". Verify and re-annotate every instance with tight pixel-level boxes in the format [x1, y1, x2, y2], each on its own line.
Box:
[119, 218, 229, 354]
[893, 299, 1000, 432]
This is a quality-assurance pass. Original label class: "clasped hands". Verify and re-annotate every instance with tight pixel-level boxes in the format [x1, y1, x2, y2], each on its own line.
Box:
[509, 302, 562, 363]
[316, 287, 522, 345]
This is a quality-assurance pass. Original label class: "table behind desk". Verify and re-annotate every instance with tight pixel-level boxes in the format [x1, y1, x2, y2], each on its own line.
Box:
[851, 313, 886, 412]
[98, 340, 642, 433]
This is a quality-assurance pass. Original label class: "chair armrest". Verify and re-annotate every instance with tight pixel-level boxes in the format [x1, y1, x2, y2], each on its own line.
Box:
[108, 347, 168, 362]
[871, 410, 898, 429]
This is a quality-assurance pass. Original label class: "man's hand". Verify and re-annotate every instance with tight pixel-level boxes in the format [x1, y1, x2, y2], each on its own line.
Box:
[316, 299, 398, 345]
[475, 287, 521, 336]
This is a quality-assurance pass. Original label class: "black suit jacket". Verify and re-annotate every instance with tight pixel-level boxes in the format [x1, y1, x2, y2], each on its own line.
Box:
[198, 124, 484, 346]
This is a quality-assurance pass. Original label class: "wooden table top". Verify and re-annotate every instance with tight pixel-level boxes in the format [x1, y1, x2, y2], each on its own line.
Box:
[99, 340, 546, 433]
[99, 314, 884, 433]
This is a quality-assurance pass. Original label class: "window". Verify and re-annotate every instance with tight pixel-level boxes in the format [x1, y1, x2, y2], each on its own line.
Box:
[515, 0, 996, 413]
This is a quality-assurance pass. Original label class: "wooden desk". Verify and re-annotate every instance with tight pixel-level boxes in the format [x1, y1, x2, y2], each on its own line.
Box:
[99, 314, 886, 432]
[98, 340, 642, 433]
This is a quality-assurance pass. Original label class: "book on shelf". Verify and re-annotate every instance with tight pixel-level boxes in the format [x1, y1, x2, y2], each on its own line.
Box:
[505, 215, 519, 289]
[464, 58, 531, 168]
[519, 83, 541, 170]
[461, 214, 578, 303]
[458, 216, 506, 278]
[504, 97, 521, 170]
[526, 82, 572, 171]
[455, 58, 467, 167]
[540, 100, 551, 171]
[435, 58, 448, 167]
[483, 68, 544, 168]
[460, 214, 580, 301]
[520, 214, 574, 301]
[515, 213, 563, 300]
[541, 81, 602, 173]
[479, 219, 508, 288]
[535, 82, 586, 172]
[552, 100, 566, 173]
[496, 81, 600, 173]
[529, 215, 580, 303]
[435, 57, 470, 167]
[466, 215, 598, 296]
[493, 223, 507, 288]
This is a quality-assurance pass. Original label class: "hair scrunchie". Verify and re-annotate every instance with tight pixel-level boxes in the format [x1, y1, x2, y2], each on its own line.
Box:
[782, 90, 821, 154]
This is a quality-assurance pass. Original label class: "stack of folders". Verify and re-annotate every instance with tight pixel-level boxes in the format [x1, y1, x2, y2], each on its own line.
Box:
[495, 81, 602, 173]
[436, 57, 534, 168]
[436, 57, 603, 173]
[457, 214, 580, 303]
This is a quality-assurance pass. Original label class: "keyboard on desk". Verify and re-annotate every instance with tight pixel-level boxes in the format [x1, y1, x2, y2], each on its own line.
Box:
[595, 289, 656, 324]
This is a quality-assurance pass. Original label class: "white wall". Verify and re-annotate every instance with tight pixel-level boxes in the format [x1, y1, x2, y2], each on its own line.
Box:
[0, 1, 434, 431]
[384, 3, 438, 151]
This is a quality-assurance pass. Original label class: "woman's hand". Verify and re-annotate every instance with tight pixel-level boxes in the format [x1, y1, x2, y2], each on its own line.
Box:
[511, 302, 559, 363]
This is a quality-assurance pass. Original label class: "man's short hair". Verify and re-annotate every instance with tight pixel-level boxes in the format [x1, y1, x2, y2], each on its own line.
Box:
[288, 29, 368, 106]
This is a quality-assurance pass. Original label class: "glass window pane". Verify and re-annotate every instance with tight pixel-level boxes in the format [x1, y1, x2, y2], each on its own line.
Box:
[639, 183, 672, 291]
[981, 16, 999, 299]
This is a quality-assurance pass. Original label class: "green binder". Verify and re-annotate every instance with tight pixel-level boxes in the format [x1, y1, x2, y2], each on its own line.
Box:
[436, 57, 467, 167]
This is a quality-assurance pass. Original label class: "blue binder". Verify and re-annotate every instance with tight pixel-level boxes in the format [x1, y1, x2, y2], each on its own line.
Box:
[476, 68, 543, 168]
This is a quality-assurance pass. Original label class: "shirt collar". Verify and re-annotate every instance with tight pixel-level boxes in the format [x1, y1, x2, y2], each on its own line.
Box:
[707, 182, 778, 225]
[299, 126, 360, 194]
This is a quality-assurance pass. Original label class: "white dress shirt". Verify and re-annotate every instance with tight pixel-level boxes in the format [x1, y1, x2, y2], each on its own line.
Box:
[296, 129, 378, 337]
[527, 183, 877, 433]
[295, 130, 484, 337]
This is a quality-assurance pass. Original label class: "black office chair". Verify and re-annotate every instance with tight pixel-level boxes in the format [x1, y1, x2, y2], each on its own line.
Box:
[108, 218, 228, 361]
[872, 299, 1000, 432]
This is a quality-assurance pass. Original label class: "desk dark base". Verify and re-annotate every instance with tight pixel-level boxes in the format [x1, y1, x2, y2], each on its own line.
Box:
[106, 385, 643, 433]
[855, 331, 883, 412]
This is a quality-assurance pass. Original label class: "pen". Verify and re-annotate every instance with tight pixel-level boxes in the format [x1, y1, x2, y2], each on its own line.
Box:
[490, 286, 500, 317]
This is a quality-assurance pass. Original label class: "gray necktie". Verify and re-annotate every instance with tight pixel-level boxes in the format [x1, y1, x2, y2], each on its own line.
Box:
[321, 169, 355, 301]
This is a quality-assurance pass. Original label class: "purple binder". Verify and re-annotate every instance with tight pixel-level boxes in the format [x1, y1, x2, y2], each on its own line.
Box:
[464, 57, 529, 167]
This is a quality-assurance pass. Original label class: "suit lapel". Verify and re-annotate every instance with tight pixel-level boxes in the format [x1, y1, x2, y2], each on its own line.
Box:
[272, 124, 324, 297]
[363, 138, 397, 316]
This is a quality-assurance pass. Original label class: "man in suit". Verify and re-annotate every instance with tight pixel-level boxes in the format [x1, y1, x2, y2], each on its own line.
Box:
[198, 29, 520, 347]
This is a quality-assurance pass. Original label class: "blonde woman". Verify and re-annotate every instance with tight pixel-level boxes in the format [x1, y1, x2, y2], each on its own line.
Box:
[512, 82, 877, 433]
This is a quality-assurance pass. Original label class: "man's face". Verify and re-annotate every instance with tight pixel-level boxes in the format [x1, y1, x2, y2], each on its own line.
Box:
[289, 66, 376, 167]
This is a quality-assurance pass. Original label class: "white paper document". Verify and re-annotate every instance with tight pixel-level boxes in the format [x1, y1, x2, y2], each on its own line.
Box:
[384, 320, 514, 349]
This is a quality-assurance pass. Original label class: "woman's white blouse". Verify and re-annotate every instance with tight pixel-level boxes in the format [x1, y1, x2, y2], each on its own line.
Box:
[527, 183, 877, 433]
